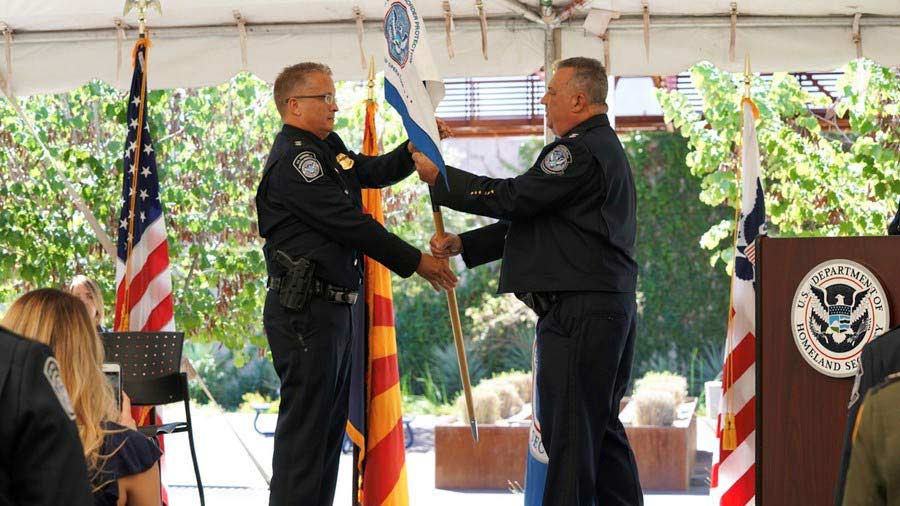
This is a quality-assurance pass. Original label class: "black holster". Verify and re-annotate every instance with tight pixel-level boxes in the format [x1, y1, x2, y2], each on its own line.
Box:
[274, 250, 317, 310]
[516, 292, 558, 318]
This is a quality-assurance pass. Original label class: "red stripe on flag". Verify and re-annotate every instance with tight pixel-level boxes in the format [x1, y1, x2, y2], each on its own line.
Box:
[142, 293, 174, 331]
[722, 332, 755, 392]
[711, 461, 720, 487]
[370, 355, 400, 398]
[371, 293, 395, 327]
[720, 465, 755, 506]
[363, 421, 406, 506]
[127, 241, 170, 313]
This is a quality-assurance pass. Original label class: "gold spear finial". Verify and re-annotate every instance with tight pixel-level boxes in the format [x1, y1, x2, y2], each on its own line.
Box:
[124, 0, 162, 36]
[367, 56, 375, 103]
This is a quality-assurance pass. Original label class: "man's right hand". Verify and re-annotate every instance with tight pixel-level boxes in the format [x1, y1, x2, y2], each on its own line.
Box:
[416, 252, 458, 292]
[430, 233, 463, 259]
[412, 152, 440, 185]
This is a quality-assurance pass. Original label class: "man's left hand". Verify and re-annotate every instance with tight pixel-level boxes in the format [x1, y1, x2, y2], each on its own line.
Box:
[436, 118, 453, 139]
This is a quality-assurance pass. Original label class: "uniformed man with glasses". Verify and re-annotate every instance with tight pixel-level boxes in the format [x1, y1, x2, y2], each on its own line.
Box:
[255, 62, 457, 506]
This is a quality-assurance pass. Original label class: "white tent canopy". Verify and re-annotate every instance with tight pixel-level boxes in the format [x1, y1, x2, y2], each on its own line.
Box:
[1, 0, 899, 96]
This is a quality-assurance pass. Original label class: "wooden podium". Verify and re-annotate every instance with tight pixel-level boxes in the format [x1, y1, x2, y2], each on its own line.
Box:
[756, 236, 899, 505]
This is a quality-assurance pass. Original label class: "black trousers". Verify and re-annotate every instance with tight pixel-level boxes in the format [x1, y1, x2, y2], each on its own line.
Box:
[536, 291, 643, 506]
[263, 289, 363, 506]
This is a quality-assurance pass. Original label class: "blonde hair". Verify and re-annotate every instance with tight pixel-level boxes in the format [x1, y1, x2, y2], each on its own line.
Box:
[1, 288, 119, 488]
[67, 274, 105, 327]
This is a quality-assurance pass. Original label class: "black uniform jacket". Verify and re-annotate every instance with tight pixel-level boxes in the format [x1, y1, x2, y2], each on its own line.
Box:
[834, 325, 900, 506]
[256, 124, 421, 289]
[431, 114, 637, 294]
[0, 328, 93, 506]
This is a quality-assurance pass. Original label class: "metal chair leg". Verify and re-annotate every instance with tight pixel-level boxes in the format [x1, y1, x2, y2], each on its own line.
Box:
[183, 384, 205, 506]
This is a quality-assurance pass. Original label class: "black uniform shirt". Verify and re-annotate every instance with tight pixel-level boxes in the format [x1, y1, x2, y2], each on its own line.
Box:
[0, 328, 93, 506]
[256, 124, 422, 288]
[431, 114, 637, 294]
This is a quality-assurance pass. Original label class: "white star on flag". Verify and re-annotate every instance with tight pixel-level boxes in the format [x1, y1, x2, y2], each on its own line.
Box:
[141, 166, 152, 177]
[143, 144, 153, 155]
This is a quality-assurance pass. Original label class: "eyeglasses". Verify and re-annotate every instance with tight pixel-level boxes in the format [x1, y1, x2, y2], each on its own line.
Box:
[286, 94, 336, 105]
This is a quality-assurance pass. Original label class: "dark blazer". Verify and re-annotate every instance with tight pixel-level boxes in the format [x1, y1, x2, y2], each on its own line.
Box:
[0, 328, 93, 506]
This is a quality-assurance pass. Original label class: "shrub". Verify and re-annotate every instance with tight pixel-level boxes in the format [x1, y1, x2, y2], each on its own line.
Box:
[634, 371, 688, 405]
[633, 390, 677, 426]
[493, 370, 532, 404]
[457, 387, 501, 424]
[479, 378, 524, 419]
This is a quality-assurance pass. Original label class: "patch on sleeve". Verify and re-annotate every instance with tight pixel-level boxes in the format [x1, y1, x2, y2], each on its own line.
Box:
[292, 152, 323, 183]
[540, 144, 572, 175]
[43, 357, 76, 420]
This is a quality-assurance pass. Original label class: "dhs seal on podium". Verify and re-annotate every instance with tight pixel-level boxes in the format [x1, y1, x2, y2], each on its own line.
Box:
[791, 259, 890, 377]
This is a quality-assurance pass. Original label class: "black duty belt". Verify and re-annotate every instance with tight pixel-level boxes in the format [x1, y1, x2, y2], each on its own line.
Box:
[516, 291, 576, 318]
[267, 277, 358, 305]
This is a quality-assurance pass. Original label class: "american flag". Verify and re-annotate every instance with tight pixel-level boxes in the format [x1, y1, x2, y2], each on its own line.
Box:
[710, 97, 766, 506]
[114, 37, 174, 333]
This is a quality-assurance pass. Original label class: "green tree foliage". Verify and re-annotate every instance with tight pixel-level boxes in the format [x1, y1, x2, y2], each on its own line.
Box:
[656, 60, 900, 272]
[625, 132, 730, 394]
[0, 75, 277, 353]
[0, 75, 424, 357]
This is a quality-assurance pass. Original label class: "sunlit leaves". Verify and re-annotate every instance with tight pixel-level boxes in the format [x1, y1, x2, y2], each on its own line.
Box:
[656, 60, 900, 271]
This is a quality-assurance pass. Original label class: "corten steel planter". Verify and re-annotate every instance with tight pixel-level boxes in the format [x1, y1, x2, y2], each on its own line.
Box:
[434, 424, 529, 490]
[624, 398, 698, 492]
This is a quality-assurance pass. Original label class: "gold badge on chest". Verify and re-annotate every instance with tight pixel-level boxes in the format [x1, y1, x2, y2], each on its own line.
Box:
[336, 153, 354, 170]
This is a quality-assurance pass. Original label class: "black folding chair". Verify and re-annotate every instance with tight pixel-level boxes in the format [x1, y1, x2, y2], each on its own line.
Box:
[101, 331, 204, 506]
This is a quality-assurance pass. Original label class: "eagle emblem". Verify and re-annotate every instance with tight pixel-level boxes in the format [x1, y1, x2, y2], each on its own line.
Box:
[385, 3, 411, 68]
[808, 285, 872, 353]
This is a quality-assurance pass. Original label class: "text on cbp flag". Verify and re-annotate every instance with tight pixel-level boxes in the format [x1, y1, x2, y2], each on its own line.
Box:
[382, 0, 446, 184]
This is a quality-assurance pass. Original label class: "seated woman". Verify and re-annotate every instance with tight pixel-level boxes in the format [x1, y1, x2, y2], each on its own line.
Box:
[1, 288, 162, 506]
[68, 275, 108, 332]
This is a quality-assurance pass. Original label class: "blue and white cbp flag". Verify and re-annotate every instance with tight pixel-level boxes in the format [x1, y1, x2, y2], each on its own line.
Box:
[524, 338, 548, 506]
[382, 0, 447, 183]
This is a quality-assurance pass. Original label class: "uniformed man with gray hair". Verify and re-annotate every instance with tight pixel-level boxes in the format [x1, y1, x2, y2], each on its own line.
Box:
[415, 56, 642, 506]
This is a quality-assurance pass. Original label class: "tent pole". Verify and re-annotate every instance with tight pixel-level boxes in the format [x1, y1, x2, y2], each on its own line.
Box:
[543, 27, 560, 143]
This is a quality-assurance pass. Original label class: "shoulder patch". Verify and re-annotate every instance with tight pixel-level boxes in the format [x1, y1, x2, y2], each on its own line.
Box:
[292, 152, 323, 183]
[541, 144, 572, 175]
[43, 356, 76, 420]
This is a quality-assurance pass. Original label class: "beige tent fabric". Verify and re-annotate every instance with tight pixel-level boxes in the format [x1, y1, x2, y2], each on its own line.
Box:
[0, 0, 898, 95]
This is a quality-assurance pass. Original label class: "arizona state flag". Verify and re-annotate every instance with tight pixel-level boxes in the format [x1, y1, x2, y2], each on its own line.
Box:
[346, 98, 409, 506]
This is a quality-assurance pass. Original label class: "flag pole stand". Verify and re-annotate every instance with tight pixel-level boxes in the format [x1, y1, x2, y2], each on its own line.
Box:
[429, 190, 478, 443]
